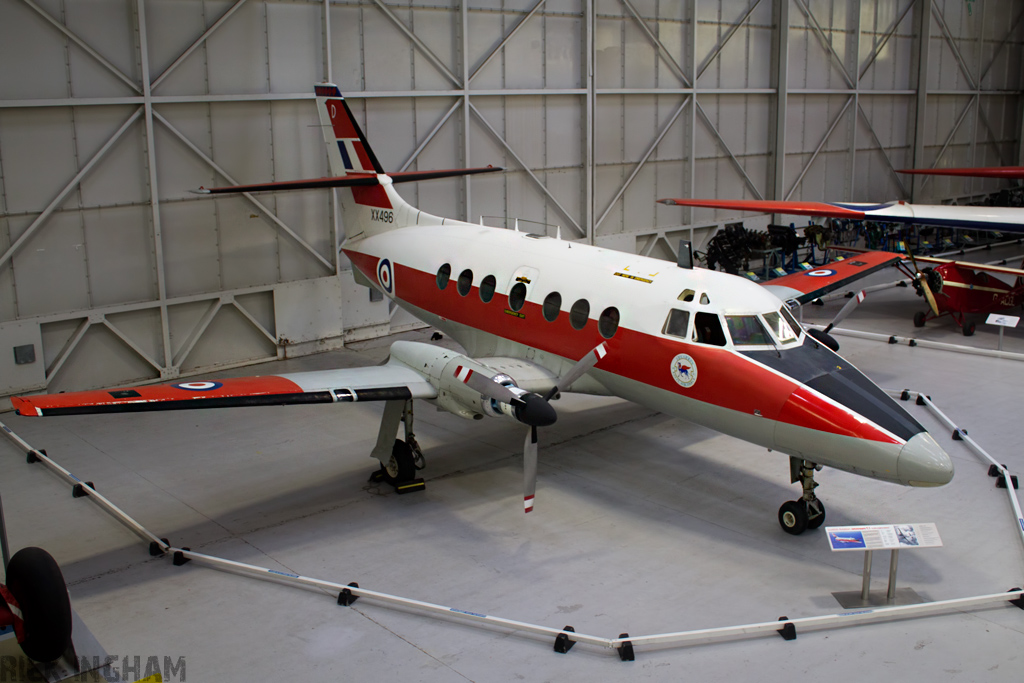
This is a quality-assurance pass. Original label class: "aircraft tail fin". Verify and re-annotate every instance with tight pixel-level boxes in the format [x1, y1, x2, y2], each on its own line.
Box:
[314, 83, 417, 240]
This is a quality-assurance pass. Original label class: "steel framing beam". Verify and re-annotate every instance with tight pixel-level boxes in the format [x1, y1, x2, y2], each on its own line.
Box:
[19, 0, 142, 94]
[695, 100, 763, 200]
[784, 96, 853, 201]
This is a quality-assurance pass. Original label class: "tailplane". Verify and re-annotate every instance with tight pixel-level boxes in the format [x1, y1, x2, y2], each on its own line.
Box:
[191, 84, 502, 241]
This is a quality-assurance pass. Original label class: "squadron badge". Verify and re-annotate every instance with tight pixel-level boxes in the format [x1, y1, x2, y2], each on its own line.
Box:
[670, 353, 697, 388]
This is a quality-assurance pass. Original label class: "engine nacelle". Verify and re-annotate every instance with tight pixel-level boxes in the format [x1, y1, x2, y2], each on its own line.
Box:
[389, 340, 534, 422]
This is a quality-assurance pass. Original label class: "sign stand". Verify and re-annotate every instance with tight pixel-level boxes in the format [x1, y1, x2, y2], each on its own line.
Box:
[827, 524, 942, 609]
[985, 314, 1019, 352]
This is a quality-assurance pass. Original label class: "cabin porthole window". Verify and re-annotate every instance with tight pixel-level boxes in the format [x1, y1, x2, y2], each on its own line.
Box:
[509, 282, 527, 311]
[436, 263, 451, 290]
[598, 307, 620, 339]
[457, 269, 473, 296]
[543, 292, 562, 322]
[480, 275, 496, 303]
[569, 299, 590, 330]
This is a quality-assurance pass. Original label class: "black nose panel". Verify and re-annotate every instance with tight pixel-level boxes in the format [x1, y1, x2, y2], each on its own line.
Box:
[742, 339, 925, 442]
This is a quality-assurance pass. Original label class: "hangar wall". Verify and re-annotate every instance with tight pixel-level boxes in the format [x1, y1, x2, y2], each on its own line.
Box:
[0, 0, 1022, 398]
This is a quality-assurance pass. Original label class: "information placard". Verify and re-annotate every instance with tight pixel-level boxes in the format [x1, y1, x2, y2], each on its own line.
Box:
[986, 313, 1020, 328]
[825, 523, 942, 551]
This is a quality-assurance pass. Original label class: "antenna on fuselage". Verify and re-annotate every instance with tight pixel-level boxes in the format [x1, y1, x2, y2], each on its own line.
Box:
[677, 239, 694, 269]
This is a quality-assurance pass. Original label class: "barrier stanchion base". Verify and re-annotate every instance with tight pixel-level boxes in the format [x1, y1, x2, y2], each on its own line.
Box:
[832, 587, 925, 609]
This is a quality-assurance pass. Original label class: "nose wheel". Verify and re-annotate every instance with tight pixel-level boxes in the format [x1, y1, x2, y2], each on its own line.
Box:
[779, 459, 826, 535]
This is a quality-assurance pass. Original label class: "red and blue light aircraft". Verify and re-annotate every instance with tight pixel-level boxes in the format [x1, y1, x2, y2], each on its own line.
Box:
[11, 85, 954, 535]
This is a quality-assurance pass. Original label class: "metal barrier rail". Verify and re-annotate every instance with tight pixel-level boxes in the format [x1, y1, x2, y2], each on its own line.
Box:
[2, 412, 1023, 659]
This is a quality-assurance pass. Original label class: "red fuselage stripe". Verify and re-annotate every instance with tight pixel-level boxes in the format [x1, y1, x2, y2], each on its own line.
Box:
[345, 249, 900, 444]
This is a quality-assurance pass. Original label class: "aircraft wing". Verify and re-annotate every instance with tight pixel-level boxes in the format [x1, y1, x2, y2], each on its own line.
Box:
[898, 166, 1024, 180]
[12, 360, 437, 417]
[911, 255, 1024, 279]
[657, 197, 1024, 234]
[760, 250, 903, 305]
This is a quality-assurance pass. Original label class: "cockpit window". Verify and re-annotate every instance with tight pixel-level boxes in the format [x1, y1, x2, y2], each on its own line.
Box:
[725, 315, 771, 346]
[677, 289, 695, 302]
[763, 309, 799, 343]
[699, 293, 710, 305]
[692, 312, 727, 346]
[663, 309, 690, 338]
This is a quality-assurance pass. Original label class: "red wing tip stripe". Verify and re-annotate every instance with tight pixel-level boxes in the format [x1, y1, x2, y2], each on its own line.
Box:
[524, 495, 535, 513]
[595, 343, 608, 359]
[856, 291, 866, 303]
[455, 366, 473, 383]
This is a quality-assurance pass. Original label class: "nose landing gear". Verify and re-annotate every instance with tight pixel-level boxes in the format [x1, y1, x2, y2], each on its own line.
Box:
[778, 458, 826, 535]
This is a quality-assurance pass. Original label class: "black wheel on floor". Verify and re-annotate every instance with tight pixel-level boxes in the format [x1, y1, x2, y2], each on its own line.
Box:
[4, 547, 73, 662]
[806, 501, 826, 530]
[962, 321, 976, 336]
[913, 311, 927, 328]
[778, 500, 809, 535]
[380, 439, 416, 485]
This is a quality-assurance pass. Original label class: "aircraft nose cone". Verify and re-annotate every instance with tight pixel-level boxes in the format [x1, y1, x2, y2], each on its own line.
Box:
[897, 432, 954, 486]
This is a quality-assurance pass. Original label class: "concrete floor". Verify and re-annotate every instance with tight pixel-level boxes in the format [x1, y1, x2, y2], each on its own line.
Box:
[2, 261, 1024, 682]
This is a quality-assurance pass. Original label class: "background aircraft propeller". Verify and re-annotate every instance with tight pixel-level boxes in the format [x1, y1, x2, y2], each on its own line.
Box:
[905, 246, 941, 317]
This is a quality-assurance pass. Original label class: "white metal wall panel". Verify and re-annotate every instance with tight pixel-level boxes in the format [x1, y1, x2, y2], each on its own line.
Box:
[267, 2, 324, 92]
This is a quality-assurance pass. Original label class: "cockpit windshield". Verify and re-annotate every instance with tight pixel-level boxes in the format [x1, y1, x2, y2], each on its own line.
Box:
[724, 315, 771, 346]
[763, 307, 801, 343]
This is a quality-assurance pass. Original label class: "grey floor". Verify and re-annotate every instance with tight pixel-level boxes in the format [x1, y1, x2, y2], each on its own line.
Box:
[2, 257, 1024, 682]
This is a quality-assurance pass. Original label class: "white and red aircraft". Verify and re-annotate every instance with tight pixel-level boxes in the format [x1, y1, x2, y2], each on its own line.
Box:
[11, 85, 954, 535]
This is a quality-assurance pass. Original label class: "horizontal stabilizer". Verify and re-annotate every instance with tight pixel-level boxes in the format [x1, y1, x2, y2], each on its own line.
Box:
[192, 166, 503, 195]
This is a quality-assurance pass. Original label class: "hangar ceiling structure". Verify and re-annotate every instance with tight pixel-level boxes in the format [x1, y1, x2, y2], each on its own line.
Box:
[0, 0, 1022, 399]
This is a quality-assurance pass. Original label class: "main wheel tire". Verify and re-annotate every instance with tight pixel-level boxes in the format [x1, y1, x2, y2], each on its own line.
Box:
[4, 547, 72, 662]
[380, 439, 416, 485]
[962, 321, 976, 337]
[807, 501, 826, 529]
[913, 311, 927, 328]
[778, 500, 809, 535]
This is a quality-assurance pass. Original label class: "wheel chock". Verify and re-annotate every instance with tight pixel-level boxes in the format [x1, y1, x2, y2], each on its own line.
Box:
[395, 478, 425, 495]
[916, 395, 930, 406]
[173, 548, 191, 566]
[908, 339, 917, 347]
[900, 390, 911, 401]
[952, 428, 967, 440]
[26, 448, 45, 464]
[72, 481, 95, 498]
[149, 538, 170, 556]
[553, 626, 576, 654]
[616, 633, 635, 661]
[1009, 588, 1024, 611]
[988, 464, 1008, 477]
[337, 582, 360, 606]
[777, 617, 796, 641]
[996, 474, 1018, 490]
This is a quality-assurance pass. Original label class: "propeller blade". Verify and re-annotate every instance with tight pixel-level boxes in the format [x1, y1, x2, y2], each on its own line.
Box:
[523, 426, 538, 513]
[544, 342, 609, 401]
[905, 247, 941, 318]
[824, 290, 866, 334]
[457, 365, 524, 406]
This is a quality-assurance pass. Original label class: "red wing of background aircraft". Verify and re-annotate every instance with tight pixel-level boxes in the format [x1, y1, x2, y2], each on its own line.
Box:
[660, 197, 1024, 333]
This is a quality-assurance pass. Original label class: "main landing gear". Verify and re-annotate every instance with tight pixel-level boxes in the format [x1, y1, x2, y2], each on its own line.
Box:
[370, 399, 426, 492]
[778, 458, 826, 535]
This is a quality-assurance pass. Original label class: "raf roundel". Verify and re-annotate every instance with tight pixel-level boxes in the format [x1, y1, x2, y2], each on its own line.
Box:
[174, 381, 224, 392]
[377, 258, 394, 294]
[805, 269, 837, 277]
[670, 353, 698, 389]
